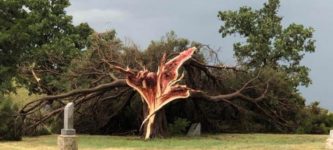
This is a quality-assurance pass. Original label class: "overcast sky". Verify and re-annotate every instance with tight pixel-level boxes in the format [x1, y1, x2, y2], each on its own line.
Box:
[67, 0, 333, 110]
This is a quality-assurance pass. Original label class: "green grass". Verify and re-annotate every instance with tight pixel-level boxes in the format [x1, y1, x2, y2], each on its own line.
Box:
[0, 134, 328, 150]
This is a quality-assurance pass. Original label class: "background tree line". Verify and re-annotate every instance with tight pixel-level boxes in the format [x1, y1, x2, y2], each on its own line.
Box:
[1, 0, 332, 140]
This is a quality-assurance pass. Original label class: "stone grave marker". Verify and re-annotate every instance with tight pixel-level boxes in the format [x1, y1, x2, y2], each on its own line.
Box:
[61, 102, 75, 135]
[58, 102, 78, 150]
[187, 123, 201, 136]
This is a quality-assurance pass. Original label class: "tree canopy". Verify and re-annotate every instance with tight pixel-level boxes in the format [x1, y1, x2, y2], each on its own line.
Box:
[218, 0, 315, 87]
[0, 0, 93, 94]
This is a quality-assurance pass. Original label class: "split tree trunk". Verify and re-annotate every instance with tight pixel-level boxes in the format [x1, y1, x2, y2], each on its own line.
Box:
[142, 103, 167, 139]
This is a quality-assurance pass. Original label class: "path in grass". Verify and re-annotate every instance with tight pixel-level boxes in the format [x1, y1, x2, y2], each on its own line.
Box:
[0, 134, 327, 150]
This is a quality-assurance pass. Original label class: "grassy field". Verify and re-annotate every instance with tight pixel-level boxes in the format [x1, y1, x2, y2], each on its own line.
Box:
[0, 134, 328, 150]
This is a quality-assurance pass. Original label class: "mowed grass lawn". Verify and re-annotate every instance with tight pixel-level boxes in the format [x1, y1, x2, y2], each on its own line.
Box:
[0, 134, 328, 150]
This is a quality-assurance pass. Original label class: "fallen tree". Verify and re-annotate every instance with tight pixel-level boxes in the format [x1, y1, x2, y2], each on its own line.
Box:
[17, 31, 307, 139]
[19, 45, 273, 139]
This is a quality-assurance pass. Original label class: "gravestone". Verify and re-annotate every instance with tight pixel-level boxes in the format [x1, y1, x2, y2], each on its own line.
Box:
[61, 102, 76, 135]
[58, 102, 78, 150]
[187, 123, 201, 136]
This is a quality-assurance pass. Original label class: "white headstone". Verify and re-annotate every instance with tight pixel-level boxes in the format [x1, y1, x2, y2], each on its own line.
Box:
[61, 102, 76, 135]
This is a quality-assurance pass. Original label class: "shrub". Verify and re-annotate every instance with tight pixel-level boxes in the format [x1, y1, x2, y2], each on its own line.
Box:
[0, 96, 22, 141]
[296, 102, 333, 134]
[168, 117, 190, 135]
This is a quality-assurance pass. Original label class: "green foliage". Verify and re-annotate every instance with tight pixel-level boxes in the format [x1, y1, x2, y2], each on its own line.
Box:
[218, 0, 315, 87]
[296, 102, 333, 134]
[64, 30, 136, 90]
[144, 31, 191, 70]
[213, 0, 324, 134]
[0, 96, 22, 140]
[0, 0, 93, 94]
[168, 118, 190, 135]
